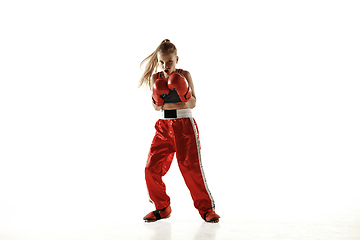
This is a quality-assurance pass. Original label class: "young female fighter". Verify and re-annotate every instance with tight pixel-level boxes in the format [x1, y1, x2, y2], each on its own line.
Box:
[139, 39, 220, 223]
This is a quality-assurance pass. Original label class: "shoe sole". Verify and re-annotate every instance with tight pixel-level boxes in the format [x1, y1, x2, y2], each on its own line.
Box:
[144, 213, 171, 223]
[205, 216, 220, 223]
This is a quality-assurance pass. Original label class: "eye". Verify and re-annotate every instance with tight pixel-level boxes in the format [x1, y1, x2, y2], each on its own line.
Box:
[159, 61, 164, 64]
[169, 60, 172, 63]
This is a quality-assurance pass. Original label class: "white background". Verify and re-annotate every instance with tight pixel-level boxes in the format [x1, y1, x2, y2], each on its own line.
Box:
[1, 0, 360, 235]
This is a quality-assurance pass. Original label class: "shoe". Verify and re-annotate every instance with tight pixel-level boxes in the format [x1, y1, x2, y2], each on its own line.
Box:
[143, 205, 172, 222]
[203, 210, 220, 223]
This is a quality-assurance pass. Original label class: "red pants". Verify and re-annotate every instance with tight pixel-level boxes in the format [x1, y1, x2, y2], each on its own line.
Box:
[145, 113, 215, 216]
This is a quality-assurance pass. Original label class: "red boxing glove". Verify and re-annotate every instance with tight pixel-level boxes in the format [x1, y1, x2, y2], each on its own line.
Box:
[152, 78, 169, 106]
[167, 72, 192, 102]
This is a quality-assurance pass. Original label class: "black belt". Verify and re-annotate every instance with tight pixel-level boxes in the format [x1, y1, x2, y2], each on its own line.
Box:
[163, 110, 177, 119]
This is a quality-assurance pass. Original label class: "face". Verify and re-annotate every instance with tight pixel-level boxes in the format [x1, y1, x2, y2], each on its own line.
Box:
[157, 52, 178, 76]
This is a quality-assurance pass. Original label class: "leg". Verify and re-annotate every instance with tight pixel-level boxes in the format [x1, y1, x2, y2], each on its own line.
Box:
[145, 120, 176, 210]
[173, 118, 219, 222]
[145, 151, 174, 210]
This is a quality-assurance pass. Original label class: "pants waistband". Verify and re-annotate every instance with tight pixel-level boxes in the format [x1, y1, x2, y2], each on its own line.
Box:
[161, 109, 192, 119]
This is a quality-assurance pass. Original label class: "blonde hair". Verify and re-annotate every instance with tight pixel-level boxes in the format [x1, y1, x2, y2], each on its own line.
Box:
[139, 39, 177, 88]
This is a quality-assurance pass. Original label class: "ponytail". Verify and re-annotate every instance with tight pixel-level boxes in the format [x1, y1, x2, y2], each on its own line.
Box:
[139, 39, 177, 88]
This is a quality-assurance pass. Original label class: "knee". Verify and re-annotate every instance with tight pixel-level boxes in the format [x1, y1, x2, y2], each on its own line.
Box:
[145, 161, 161, 175]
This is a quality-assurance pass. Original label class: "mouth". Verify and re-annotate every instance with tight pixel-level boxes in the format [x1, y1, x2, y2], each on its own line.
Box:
[164, 69, 170, 74]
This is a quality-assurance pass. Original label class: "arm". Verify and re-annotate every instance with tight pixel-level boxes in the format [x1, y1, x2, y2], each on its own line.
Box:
[182, 70, 197, 109]
[150, 74, 163, 111]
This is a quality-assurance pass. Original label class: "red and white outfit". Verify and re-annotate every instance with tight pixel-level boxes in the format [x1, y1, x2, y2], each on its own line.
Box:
[145, 107, 216, 217]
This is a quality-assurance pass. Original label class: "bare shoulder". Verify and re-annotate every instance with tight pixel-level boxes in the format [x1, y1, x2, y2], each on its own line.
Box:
[181, 70, 192, 79]
[180, 70, 193, 84]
